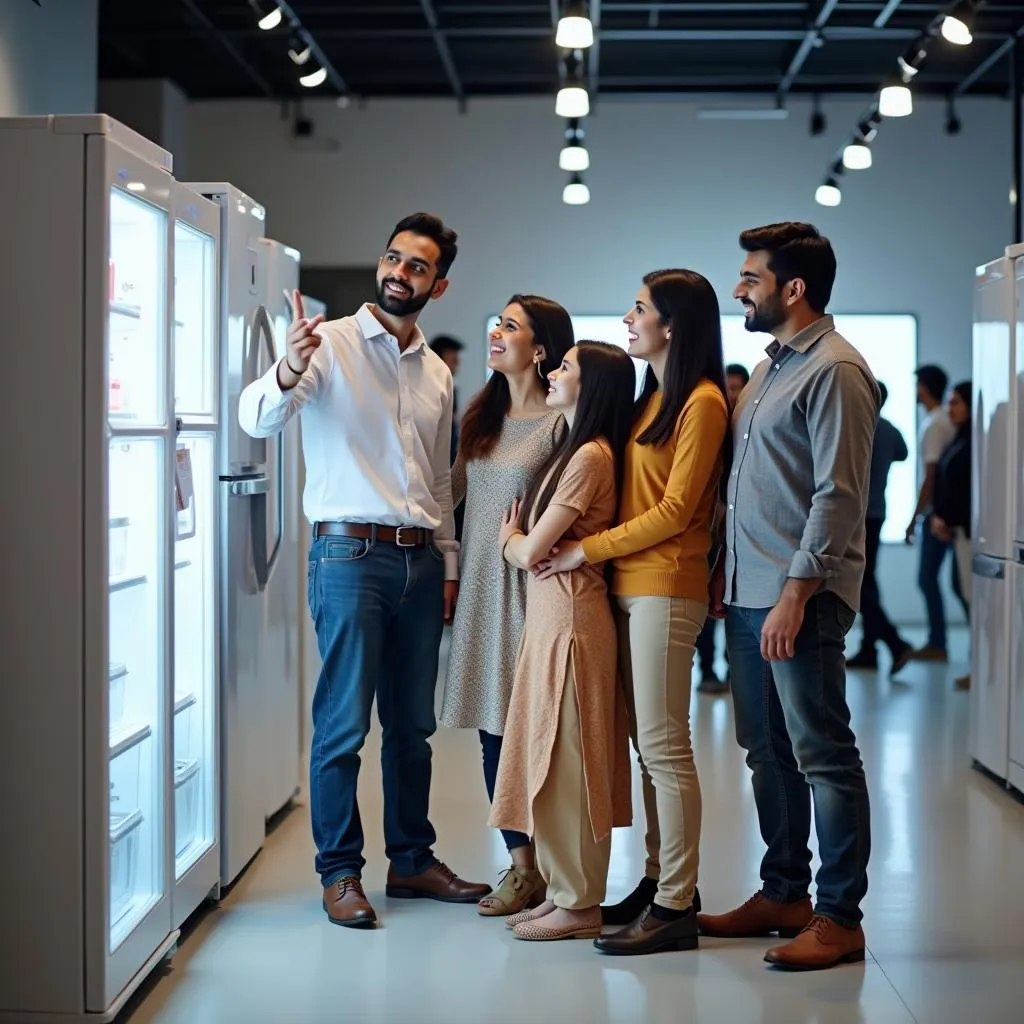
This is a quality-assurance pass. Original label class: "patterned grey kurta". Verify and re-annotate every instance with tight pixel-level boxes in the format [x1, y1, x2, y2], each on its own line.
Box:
[441, 411, 563, 735]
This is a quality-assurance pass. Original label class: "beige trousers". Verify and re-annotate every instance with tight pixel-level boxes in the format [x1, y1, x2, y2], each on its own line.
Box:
[532, 663, 611, 911]
[615, 595, 706, 912]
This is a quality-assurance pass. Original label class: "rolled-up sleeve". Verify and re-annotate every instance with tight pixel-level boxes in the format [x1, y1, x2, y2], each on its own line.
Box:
[788, 362, 879, 582]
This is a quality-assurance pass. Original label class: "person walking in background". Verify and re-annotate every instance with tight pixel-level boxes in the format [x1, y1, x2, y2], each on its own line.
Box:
[431, 334, 467, 539]
[846, 381, 913, 674]
[930, 381, 973, 689]
[440, 296, 571, 917]
[492, 342, 637, 942]
[907, 364, 963, 662]
[700, 222, 877, 971]
[536, 269, 730, 956]
[696, 362, 750, 694]
[238, 213, 489, 930]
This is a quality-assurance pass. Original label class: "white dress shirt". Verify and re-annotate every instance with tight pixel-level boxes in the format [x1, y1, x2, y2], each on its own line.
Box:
[238, 304, 459, 580]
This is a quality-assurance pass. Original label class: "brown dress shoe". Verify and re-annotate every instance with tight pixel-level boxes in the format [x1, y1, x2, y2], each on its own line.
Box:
[698, 891, 813, 938]
[764, 915, 865, 971]
[594, 905, 698, 956]
[322, 876, 377, 929]
[385, 861, 491, 904]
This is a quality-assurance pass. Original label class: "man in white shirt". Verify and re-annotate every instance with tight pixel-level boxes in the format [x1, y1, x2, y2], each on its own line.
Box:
[906, 364, 964, 661]
[239, 213, 489, 928]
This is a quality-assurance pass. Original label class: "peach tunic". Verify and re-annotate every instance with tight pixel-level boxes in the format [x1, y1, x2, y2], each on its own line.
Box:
[490, 441, 632, 842]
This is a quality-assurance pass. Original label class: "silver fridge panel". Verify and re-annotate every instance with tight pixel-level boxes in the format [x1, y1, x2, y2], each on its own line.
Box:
[969, 554, 1011, 781]
[1009, 555, 1024, 793]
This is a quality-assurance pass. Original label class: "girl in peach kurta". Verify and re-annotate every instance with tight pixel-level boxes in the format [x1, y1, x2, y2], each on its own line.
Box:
[491, 341, 637, 943]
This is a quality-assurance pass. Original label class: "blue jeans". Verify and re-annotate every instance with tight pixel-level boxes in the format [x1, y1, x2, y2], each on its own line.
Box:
[479, 731, 531, 852]
[725, 592, 871, 927]
[918, 516, 968, 652]
[307, 534, 444, 885]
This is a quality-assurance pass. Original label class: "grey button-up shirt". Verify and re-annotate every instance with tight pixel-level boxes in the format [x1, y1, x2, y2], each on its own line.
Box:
[723, 315, 880, 611]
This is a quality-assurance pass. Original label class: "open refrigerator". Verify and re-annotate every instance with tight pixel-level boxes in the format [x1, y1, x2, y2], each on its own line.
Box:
[0, 115, 217, 1021]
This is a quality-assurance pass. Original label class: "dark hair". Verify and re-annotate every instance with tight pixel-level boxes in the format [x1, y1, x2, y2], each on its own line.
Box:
[387, 212, 458, 278]
[739, 222, 836, 314]
[520, 342, 636, 528]
[725, 363, 750, 387]
[636, 269, 728, 448]
[430, 335, 463, 358]
[952, 380, 972, 437]
[878, 380, 889, 407]
[459, 295, 574, 461]
[916, 364, 948, 404]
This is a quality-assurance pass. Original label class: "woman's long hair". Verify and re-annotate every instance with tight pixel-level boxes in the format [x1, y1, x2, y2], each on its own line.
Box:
[459, 294, 575, 461]
[520, 342, 637, 528]
[952, 380, 972, 439]
[636, 269, 728, 448]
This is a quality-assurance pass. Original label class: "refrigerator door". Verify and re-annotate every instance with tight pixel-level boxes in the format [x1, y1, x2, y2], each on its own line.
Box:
[88, 134, 176, 1013]
[1009, 553, 1024, 793]
[258, 240, 302, 819]
[971, 259, 1015, 559]
[171, 182, 221, 927]
[969, 554, 1011, 781]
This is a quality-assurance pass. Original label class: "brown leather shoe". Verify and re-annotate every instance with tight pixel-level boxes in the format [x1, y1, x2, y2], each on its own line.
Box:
[322, 876, 377, 929]
[764, 915, 865, 971]
[594, 905, 698, 956]
[385, 861, 491, 904]
[698, 891, 813, 938]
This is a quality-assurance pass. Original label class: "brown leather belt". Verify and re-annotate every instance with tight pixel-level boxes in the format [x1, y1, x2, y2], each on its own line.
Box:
[315, 521, 433, 548]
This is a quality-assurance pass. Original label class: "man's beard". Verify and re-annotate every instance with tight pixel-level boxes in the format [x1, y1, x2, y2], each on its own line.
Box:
[375, 277, 431, 317]
[742, 291, 787, 334]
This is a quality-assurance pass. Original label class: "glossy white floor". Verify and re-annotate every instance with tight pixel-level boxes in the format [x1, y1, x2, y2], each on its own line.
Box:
[122, 627, 1024, 1024]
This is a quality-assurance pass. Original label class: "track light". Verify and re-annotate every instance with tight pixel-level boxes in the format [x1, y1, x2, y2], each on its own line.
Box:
[288, 38, 312, 65]
[945, 98, 962, 135]
[810, 96, 826, 136]
[879, 84, 913, 117]
[559, 120, 589, 171]
[556, 3, 594, 49]
[556, 85, 590, 118]
[815, 179, 842, 207]
[251, 2, 282, 31]
[941, 13, 973, 46]
[299, 66, 328, 88]
[842, 140, 872, 170]
[562, 174, 590, 205]
[856, 118, 879, 143]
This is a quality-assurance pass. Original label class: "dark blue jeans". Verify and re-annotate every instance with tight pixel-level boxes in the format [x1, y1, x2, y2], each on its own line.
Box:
[725, 592, 871, 927]
[479, 730, 530, 852]
[307, 535, 444, 886]
[918, 516, 968, 653]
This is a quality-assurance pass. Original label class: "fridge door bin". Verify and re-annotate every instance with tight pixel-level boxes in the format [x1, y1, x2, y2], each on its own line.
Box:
[109, 722, 152, 812]
[109, 808, 144, 925]
[173, 692, 198, 760]
[174, 758, 201, 857]
[109, 662, 128, 726]
[108, 516, 130, 578]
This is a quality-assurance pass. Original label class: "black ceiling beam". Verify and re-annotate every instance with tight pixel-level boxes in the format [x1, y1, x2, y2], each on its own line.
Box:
[778, 0, 840, 100]
[178, 0, 273, 97]
[589, 0, 602, 96]
[418, 0, 465, 108]
[953, 27, 1024, 96]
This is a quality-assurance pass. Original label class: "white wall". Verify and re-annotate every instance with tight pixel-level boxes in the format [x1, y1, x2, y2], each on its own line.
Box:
[186, 94, 1012, 628]
[0, 0, 98, 116]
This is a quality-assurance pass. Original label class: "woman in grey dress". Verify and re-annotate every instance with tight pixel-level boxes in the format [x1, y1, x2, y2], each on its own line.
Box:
[441, 294, 573, 916]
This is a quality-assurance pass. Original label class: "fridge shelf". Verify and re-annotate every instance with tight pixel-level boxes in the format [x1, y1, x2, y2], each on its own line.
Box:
[109, 300, 142, 320]
[109, 572, 147, 593]
[174, 692, 197, 716]
[175, 559, 192, 571]
[109, 721, 152, 760]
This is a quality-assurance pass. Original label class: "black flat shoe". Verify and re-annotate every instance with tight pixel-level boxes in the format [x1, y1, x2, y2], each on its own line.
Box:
[594, 905, 699, 956]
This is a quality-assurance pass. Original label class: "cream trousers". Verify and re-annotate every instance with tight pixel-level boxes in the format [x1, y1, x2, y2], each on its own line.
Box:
[615, 595, 706, 912]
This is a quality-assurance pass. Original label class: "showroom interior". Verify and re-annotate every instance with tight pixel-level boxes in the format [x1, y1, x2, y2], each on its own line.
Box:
[0, 0, 1023, 1022]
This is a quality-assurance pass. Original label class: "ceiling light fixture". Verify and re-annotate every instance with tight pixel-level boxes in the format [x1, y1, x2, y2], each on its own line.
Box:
[810, 96, 826, 136]
[842, 140, 872, 170]
[556, 85, 589, 118]
[562, 174, 590, 205]
[559, 119, 589, 171]
[251, 2, 283, 31]
[815, 179, 842, 207]
[941, 10, 973, 46]
[299, 66, 328, 88]
[879, 84, 913, 117]
[288, 38, 312, 65]
[945, 97, 962, 135]
[556, 3, 594, 49]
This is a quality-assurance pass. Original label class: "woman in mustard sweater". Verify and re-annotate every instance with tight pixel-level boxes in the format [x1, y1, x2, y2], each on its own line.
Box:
[536, 269, 729, 956]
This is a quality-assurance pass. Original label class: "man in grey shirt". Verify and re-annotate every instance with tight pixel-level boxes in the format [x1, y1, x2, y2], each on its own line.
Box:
[698, 223, 878, 972]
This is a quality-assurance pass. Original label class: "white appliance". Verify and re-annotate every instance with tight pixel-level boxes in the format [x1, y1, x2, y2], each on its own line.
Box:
[0, 115, 218, 1021]
[1011, 248, 1024, 796]
[258, 239, 303, 819]
[969, 247, 1021, 784]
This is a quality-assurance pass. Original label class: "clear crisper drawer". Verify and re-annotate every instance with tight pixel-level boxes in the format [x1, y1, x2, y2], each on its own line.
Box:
[110, 808, 143, 926]
[174, 758, 201, 858]
[109, 722, 151, 812]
